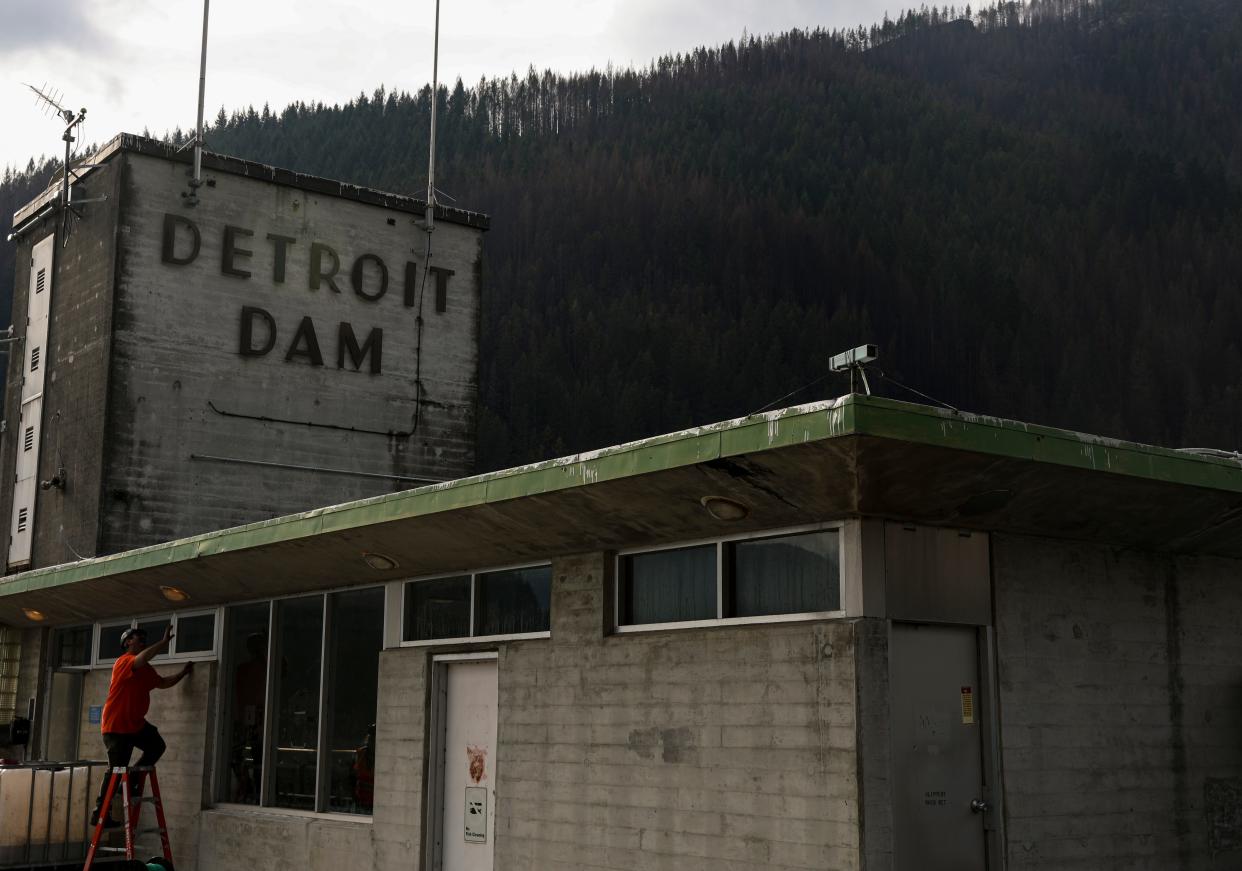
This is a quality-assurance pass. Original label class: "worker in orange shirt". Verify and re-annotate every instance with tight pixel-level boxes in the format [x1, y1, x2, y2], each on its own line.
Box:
[91, 625, 193, 827]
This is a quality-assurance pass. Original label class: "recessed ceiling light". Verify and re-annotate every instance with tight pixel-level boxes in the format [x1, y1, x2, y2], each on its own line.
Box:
[700, 495, 749, 522]
[22, 608, 45, 622]
[363, 552, 399, 571]
[160, 585, 190, 603]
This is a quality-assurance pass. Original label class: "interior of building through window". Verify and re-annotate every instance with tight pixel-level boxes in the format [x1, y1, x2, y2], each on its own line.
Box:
[220, 602, 270, 805]
[270, 596, 323, 809]
[403, 575, 471, 641]
[323, 587, 384, 813]
[137, 618, 171, 658]
[621, 545, 717, 625]
[474, 566, 552, 636]
[729, 529, 841, 617]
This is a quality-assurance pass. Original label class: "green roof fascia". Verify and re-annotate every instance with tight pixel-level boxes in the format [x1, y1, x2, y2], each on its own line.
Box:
[0, 398, 856, 598]
[3, 394, 1239, 602]
[851, 396, 1242, 493]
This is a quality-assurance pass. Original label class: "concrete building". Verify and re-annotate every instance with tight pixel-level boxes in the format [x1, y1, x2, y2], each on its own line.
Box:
[0, 394, 1240, 870]
[1, 133, 486, 571]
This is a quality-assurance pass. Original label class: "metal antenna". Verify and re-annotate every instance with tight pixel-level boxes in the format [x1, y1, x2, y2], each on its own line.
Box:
[25, 83, 88, 243]
[423, 0, 441, 234]
[187, 0, 211, 206]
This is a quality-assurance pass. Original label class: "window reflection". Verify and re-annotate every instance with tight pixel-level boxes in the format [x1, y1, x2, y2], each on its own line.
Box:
[270, 596, 323, 810]
[324, 587, 384, 814]
[729, 530, 840, 617]
[221, 602, 269, 805]
[403, 575, 471, 641]
[475, 566, 551, 636]
[621, 545, 716, 625]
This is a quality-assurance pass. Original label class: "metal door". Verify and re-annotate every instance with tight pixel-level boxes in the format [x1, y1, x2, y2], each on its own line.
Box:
[45, 670, 84, 761]
[434, 659, 498, 871]
[891, 623, 988, 871]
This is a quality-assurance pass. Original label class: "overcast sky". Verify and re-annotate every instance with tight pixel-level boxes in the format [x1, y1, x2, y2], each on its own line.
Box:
[1, 0, 895, 173]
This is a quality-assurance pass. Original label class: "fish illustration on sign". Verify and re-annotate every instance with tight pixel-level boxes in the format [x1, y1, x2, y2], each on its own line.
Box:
[466, 745, 487, 783]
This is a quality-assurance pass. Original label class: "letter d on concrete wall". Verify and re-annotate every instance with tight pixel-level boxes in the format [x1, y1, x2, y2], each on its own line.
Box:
[239, 306, 277, 357]
[162, 213, 201, 265]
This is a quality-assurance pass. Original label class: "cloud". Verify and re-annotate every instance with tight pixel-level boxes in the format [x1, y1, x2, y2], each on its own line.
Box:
[0, 0, 111, 55]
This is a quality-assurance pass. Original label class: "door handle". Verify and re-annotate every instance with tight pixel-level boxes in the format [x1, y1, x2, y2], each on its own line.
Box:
[970, 799, 990, 814]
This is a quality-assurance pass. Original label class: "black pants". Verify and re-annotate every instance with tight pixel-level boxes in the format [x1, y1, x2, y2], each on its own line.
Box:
[96, 722, 166, 810]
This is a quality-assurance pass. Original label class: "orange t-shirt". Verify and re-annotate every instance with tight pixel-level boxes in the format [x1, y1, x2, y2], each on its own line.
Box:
[100, 654, 161, 734]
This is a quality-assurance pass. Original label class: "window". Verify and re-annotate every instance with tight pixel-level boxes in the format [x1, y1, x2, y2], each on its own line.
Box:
[270, 596, 323, 810]
[218, 587, 385, 815]
[401, 564, 552, 644]
[621, 544, 715, 625]
[617, 527, 842, 629]
[219, 602, 269, 806]
[52, 625, 92, 668]
[94, 611, 219, 664]
[728, 529, 840, 616]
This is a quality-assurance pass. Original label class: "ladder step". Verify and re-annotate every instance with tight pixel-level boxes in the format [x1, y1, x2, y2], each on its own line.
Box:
[95, 846, 128, 854]
[134, 827, 166, 836]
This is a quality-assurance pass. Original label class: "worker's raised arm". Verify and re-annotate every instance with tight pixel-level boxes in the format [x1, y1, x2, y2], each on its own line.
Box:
[157, 661, 194, 690]
[133, 625, 173, 670]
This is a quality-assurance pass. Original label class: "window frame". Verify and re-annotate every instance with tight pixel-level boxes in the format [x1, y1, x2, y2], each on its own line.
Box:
[613, 522, 845, 633]
[50, 623, 94, 671]
[91, 608, 223, 666]
[398, 560, 553, 647]
[214, 583, 387, 818]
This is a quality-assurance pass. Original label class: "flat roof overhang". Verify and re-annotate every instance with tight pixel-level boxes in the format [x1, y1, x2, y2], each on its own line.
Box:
[2, 395, 1240, 625]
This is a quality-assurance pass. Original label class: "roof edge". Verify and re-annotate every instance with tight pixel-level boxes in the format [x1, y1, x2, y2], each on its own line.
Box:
[12, 133, 490, 231]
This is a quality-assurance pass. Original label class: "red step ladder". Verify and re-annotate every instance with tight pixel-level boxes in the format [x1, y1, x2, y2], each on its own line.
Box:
[83, 765, 174, 870]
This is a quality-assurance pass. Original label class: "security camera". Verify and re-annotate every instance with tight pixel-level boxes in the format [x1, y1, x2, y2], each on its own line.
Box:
[829, 344, 878, 372]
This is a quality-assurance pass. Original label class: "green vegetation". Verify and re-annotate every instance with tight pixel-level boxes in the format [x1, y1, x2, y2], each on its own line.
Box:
[4, 0, 1241, 470]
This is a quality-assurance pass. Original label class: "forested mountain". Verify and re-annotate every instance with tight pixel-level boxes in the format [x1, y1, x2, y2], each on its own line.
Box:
[3, 0, 1241, 471]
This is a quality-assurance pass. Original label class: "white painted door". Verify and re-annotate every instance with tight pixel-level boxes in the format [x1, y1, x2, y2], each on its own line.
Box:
[9, 234, 54, 567]
[440, 660, 498, 871]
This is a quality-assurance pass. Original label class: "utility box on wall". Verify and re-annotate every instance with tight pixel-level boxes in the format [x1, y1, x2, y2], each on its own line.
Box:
[2, 134, 486, 570]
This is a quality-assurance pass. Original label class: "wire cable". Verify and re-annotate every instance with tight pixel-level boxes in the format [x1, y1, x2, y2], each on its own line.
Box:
[748, 371, 837, 416]
[870, 367, 960, 413]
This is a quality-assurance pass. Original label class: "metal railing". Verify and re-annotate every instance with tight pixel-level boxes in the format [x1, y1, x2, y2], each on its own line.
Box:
[0, 760, 109, 869]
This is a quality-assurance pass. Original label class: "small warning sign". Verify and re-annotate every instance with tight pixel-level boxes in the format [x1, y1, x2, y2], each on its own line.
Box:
[88, 705, 102, 725]
[960, 687, 975, 724]
[464, 786, 487, 843]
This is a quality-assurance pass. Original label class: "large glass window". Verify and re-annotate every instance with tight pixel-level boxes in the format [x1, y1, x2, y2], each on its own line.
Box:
[269, 596, 323, 810]
[618, 528, 842, 628]
[220, 602, 270, 805]
[401, 565, 552, 643]
[323, 587, 384, 814]
[620, 545, 716, 625]
[218, 587, 385, 815]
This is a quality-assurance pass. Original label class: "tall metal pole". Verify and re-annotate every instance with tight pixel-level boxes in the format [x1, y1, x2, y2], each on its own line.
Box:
[424, 0, 440, 232]
[189, 0, 211, 206]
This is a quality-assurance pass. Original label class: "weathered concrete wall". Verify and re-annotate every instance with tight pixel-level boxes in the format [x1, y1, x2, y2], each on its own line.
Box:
[492, 553, 859, 871]
[194, 632, 427, 871]
[78, 661, 215, 871]
[101, 151, 481, 551]
[993, 533, 1242, 871]
[0, 162, 120, 568]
